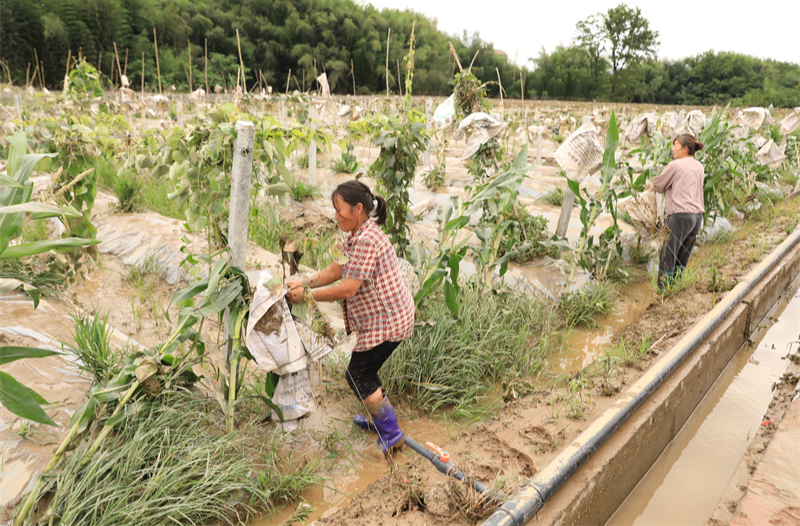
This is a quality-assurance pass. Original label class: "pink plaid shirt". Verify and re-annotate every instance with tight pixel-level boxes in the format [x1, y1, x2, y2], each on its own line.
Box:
[342, 219, 415, 352]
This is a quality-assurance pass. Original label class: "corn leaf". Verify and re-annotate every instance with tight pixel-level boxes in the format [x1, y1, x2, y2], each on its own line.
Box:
[0, 237, 101, 260]
[0, 371, 58, 426]
[0, 346, 60, 366]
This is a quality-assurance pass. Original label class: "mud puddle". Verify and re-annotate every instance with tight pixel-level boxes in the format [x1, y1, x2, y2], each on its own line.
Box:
[252, 417, 452, 525]
[556, 280, 653, 376]
[607, 272, 800, 526]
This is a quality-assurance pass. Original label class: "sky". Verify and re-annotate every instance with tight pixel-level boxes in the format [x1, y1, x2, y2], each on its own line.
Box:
[365, 0, 800, 66]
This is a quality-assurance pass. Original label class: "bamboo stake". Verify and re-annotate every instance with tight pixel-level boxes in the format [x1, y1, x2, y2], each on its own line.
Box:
[153, 28, 162, 94]
[123, 48, 129, 75]
[385, 27, 391, 96]
[40, 61, 46, 89]
[78, 46, 82, 62]
[188, 40, 193, 92]
[30, 63, 39, 89]
[496, 67, 504, 115]
[64, 50, 72, 82]
[113, 42, 123, 87]
[286, 68, 291, 93]
[468, 50, 479, 72]
[520, 71, 524, 101]
[293, 74, 301, 92]
[396, 59, 402, 96]
[235, 29, 246, 94]
[302, 69, 305, 92]
[204, 38, 209, 95]
[33, 48, 40, 87]
[141, 52, 145, 93]
[98, 51, 102, 80]
[448, 41, 463, 72]
[351, 58, 356, 96]
[25, 63, 30, 87]
[313, 58, 317, 92]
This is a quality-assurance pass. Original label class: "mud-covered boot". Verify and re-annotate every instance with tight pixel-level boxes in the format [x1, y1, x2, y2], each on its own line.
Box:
[657, 269, 675, 294]
[352, 414, 378, 432]
[369, 396, 404, 454]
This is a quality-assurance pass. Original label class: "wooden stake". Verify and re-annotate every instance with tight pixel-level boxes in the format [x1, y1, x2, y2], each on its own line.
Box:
[204, 39, 209, 95]
[496, 67, 504, 111]
[98, 51, 102, 79]
[302, 69, 305, 92]
[188, 40, 193, 92]
[64, 50, 72, 80]
[396, 59, 402, 96]
[113, 42, 123, 87]
[293, 74, 301, 92]
[520, 71, 524, 101]
[123, 48, 129, 75]
[78, 47, 82, 62]
[351, 59, 356, 96]
[235, 29, 246, 94]
[40, 61, 46, 89]
[33, 49, 40, 87]
[448, 42, 463, 73]
[25, 63, 30, 87]
[385, 28, 391, 96]
[141, 52, 145, 93]
[153, 28, 162, 94]
[286, 69, 291, 93]
[468, 50, 479, 72]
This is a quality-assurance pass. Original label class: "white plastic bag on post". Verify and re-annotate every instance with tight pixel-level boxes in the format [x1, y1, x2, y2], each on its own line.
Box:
[686, 110, 706, 135]
[245, 270, 307, 375]
[780, 108, 800, 136]
[454, 112, 507, 160]
[553, 122, 604, 182]
[433, 94, 456, 129]
[757, 139, 787, 170]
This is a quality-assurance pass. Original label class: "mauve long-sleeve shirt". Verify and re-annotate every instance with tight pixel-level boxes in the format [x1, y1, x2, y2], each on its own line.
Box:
[651, 156, 705, 215]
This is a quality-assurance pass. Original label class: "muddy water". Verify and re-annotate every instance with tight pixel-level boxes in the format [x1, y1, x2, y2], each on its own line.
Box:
[607, 273, 800, 526]
[251, 417, 451, 525]
[555, 281, 654, 375]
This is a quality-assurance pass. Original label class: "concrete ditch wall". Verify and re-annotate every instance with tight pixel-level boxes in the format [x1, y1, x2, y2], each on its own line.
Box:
[534, 238, 800, 526]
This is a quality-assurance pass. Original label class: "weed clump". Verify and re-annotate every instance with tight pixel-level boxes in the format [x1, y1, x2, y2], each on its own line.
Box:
[113, 170, 141, 212]
[26, 394, 320, 526]
[383, 284, 561, 417]
[497, 205, 554, 263]
[558, 282, 615, 328]
[288, 177, 321, 202]
[539, 187, 565, 206]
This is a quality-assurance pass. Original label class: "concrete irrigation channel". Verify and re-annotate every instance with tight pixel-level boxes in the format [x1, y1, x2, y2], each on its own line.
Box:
[481, 225, 800, 526]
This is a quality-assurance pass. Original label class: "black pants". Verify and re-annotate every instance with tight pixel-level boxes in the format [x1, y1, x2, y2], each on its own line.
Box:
[659, 213, 703, 273]
[346, 340, 400, 399]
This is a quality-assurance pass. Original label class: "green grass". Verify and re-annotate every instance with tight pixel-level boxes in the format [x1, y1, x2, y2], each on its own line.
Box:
[61, 310, 119, 383]
[113, 170, 142, 212]
[383, 283, 562, 418]
[539, 187, 565, 206]
[558, 281, 615, 328]
[288, 177, 321, 202]
[29, 393, 321, 526]
[498, 205, 554, 263]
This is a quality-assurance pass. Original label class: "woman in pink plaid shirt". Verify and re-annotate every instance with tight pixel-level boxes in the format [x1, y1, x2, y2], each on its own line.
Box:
[285, 180, 414, 454]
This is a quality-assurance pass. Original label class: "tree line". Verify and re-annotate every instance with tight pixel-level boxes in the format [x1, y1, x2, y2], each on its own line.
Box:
[1, 0, 798, 107]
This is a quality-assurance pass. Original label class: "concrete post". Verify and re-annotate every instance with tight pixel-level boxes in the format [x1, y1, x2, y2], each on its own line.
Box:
[228, 120, 255, 271]
[225, 120, 255, 358]
[308, 105, 317, 185]
[424, 98, 433, 169]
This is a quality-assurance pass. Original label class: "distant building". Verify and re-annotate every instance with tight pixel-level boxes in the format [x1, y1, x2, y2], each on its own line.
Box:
[494, 49, 508, 59]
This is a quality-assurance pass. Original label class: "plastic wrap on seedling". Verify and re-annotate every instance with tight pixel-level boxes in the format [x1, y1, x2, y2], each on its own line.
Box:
[454, 112, 507, 160]
[246, 270, 307, 375]
[686, 110, 706, 135]
[624, 113, 657, 142]
[553, 122, 604, 181]
[617, 187, 666, 243]
[433, 94, 456, 129]
[780, 108, 800, 136]
[757, 139, 787, 169]
[660, 112, 677, 138]
[739, 107, 770, 131]
[316, 72, 330, 98]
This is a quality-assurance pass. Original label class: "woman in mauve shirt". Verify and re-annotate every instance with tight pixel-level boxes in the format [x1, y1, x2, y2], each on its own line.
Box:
[651, 134, 705, 292]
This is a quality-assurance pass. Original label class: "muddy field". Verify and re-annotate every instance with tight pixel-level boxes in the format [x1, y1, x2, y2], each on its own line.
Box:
[2, 90, 799, 526]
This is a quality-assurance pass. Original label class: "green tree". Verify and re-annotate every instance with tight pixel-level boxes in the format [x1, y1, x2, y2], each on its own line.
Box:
[575, 13, 606, 98]
[603, 4, 659, 95]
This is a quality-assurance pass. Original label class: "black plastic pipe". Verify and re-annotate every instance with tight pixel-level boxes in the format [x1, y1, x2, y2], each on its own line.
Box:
[481, 225, 800, 526]
[404, 436, 490, 494]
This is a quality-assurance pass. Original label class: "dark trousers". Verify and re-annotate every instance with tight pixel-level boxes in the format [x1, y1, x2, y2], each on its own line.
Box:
[659, 213, 703, 273]
[345, 340, 400, 399]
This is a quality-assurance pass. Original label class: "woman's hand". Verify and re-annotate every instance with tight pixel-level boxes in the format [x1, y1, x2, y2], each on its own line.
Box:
[285, 280, 305, 304]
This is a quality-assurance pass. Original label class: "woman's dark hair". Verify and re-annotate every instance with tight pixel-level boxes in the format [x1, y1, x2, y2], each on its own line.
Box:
[331, 180, 388, 225]
[673, 134, 704, 155]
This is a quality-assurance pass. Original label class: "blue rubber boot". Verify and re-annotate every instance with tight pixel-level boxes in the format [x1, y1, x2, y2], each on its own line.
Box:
[353, 414, 378, 432]
[369, 396, 405, 454]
